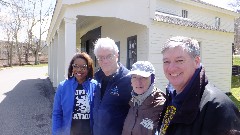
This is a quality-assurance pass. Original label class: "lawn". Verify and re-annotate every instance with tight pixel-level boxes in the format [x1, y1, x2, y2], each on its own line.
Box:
[230, 76, 240, 110]
[230, 55, 240, 110]
[233, 55, 240, 66]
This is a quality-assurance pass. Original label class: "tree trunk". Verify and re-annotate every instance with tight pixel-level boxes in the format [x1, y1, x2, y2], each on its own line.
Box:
[17, 47, 22, 65]
[25, 53, 29, 63]
[34, 50, 39, 65]
[9, 43, 13, 67]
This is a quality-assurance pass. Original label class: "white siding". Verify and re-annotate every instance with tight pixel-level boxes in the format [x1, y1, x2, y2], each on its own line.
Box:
[67, 0, 150, 26]
[149, 22, 232, 93]
[156, 0, 180, 16]
[156, 0, 235, 32]
[77, 17, 148, 67]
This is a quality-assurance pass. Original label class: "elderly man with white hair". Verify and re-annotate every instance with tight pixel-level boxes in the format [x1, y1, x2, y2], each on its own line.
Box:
[93, 37, 132, 135]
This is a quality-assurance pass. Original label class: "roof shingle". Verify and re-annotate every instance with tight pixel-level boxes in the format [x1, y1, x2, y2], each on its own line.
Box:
[154, 12, 230, 32]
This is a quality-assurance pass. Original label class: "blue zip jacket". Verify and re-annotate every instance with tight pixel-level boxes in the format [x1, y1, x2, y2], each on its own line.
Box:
[52, 77, 97, 135]
[93, 63, 132, 135]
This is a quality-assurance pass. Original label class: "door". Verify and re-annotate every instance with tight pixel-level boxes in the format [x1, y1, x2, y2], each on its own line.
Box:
[127, 35, 137, 69]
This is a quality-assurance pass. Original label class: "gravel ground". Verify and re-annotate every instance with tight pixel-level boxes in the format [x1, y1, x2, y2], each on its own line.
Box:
[0, 66, 55, 135]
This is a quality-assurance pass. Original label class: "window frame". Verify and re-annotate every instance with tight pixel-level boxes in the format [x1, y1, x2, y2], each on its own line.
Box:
[182, 9, 188, 18]
[215, 17, 221, 29]
[127, 35, 137, 69]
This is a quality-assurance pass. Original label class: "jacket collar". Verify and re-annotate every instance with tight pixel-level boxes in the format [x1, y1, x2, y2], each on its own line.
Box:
[69, 76, 91, 86]
[170, 66, 208, 124]
[131, 83, 154, 107]
[95, 62, 129, 82]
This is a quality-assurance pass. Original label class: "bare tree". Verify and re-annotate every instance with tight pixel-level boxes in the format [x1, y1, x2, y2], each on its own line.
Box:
[9, 0, 25, 65]
[229, 0, 240, 54]
[229, 0, 240, 12]
[0, 0, 26, 66]
[0, 9, 15, 66]
[0, 0, 10, 6]
[5, 25, 14, 66]
[24, 0, 37, 63]
[0, 1, 13, 66]
[0, 0, 54, 66]
[24, 0, 53, 65]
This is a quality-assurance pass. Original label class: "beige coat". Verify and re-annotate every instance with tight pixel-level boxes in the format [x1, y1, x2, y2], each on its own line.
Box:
[121, 87, 166, 135]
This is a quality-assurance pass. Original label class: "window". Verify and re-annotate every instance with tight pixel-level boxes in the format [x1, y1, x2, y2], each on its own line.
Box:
[182, 10, 188, 18]
[198, 42, 202, 62]
[116, 41, 120, 62]
[80, 26, 101, 68]
[127, 35, 137, 69]
[215, 17, 220, 29]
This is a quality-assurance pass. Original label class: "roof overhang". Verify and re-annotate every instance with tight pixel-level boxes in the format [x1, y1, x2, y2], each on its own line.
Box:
[154, 12, 232, 33]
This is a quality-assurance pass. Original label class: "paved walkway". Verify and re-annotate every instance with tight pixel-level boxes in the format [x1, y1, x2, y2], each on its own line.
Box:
[0, 66, 55, 135]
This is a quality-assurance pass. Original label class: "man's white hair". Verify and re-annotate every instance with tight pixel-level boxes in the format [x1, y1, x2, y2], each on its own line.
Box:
[94, 37, 119, 56]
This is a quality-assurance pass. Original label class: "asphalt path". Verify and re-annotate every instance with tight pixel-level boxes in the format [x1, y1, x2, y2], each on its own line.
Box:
[0, 66, 55, 135]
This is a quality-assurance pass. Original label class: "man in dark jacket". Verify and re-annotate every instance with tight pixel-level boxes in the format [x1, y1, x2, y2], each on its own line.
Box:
[157, 36, 240, 135]
[93, 37, 132, 135]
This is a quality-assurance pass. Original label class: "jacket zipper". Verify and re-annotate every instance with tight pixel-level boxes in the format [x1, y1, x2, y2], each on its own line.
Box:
[131, 106, 139, 135]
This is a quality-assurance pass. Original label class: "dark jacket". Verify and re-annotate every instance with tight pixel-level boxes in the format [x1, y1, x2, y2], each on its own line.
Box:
[52, 77, 97, 135]
[158, 66, 240, 135]
[122, 87, 166, 135]
[93, 63, 132, 135]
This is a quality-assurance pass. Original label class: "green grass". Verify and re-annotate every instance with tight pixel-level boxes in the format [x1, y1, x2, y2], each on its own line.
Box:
[230, 88, 240, 110]
[233, 55, 240, 65]
[230, 76, 240, 110]
[230, 55, 240, 110]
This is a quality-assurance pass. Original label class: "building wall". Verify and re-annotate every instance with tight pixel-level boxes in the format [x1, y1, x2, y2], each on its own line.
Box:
[150, 22, 233, 93]
[77, 17, 148, 68]
[67, 0, 150, 26]
[48, 0, 237, 93]
[156, 0, 235, 32]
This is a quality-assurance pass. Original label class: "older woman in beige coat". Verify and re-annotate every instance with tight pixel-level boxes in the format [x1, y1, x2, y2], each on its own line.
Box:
[121, 61, 166, 135]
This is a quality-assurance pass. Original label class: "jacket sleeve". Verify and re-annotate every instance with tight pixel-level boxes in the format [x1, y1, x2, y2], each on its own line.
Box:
[52, 84, 63, 135]
[202, 97, 240, 135]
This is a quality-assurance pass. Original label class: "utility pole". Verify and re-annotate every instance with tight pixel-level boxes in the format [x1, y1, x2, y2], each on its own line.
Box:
[35, 0, 43, 65]
[39, 0, 42, 64]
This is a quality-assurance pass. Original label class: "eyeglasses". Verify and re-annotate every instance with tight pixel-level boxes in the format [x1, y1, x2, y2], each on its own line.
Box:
[72, 64, 88, 71]
[97, 54, 115, 61]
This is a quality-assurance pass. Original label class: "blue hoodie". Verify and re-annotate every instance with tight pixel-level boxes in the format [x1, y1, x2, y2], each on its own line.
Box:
[93, 63, 132, 135]
[52, 77, 97, 135]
